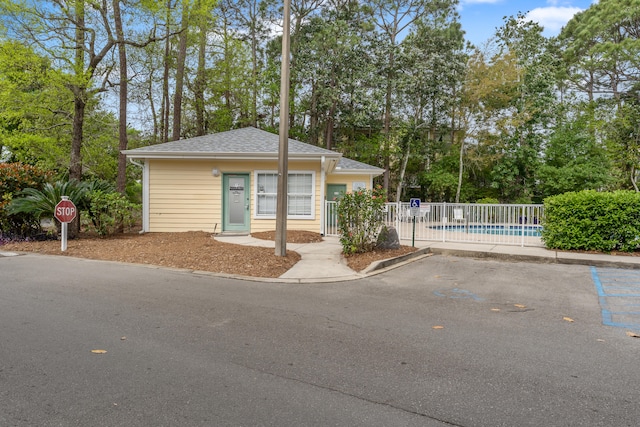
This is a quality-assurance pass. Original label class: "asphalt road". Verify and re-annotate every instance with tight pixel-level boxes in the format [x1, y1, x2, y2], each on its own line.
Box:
[1, 252, 639, 426]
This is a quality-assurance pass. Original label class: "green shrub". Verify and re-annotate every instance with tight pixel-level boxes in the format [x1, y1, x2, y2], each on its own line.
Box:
[8, 180, 91, 238]
[337, 186, 387, 255]
[475, 197, 499, 204]
[542, 190, 640, 252]
[0, 162, 51, 238]
[86, 190, 140, 236]
[7, 179, 119, 238]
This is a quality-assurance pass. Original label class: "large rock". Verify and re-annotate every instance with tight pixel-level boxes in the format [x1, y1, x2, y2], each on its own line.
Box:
[376, 226, 400, 250]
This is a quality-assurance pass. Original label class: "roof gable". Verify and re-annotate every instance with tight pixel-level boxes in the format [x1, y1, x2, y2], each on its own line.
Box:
[124, 127, 339, 158]
[335, 157, 384, 173]
[123, 127, 383, 175]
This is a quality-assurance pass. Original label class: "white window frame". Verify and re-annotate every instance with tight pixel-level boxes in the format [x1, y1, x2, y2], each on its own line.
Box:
[254, 170, 316, 220]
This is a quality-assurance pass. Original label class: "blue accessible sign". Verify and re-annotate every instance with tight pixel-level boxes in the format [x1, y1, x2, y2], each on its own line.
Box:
[410, 198, 421, 217]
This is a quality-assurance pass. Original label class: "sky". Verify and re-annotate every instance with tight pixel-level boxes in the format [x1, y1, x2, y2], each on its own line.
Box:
[457, 0, 599, 46]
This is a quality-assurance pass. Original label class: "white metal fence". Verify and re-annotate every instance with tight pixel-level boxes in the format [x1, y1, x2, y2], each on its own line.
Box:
[324, 201, 544, 247]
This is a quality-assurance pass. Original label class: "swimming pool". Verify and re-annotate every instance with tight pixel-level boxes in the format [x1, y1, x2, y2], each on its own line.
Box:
[429, 224, 543, 237]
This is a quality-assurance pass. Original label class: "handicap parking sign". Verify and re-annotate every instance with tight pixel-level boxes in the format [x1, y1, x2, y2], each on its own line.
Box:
[410, 198, 420, 216]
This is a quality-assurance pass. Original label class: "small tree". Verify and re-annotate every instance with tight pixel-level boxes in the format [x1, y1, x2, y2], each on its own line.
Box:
[337, 186, 387, 255]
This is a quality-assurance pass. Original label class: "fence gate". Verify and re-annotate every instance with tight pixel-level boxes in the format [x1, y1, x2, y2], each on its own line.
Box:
[325, 201, 544, 247]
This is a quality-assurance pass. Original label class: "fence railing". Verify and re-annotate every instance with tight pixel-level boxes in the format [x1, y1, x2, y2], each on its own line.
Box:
[324, 201, 544, 247]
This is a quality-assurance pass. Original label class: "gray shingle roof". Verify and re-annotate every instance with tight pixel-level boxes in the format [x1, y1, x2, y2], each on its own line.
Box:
[336, 157, 384, 173]
[123, 127, 383, 174]
[124, 127, 338, 157]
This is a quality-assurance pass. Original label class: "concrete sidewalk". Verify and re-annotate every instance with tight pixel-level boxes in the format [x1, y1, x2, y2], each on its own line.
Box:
[214, 234, 360, 282]
[421, 241, 640, 269]
[214, 235, 640, 283]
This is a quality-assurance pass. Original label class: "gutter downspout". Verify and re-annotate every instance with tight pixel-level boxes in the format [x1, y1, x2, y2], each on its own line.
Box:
[320, 156, 326, 236]
[128, 158, 149, 233]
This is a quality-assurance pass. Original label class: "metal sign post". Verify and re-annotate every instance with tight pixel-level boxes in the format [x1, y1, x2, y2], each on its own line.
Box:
[54, 196, 77, 252]
[410, 198, 420, 247]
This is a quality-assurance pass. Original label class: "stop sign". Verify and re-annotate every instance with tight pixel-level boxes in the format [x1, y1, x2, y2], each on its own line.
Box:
[54, 199, 77, 223]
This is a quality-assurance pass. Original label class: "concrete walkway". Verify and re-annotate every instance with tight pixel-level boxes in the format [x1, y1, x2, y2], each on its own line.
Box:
[214, 235, 640, 283]
[214, 235, 358, 282]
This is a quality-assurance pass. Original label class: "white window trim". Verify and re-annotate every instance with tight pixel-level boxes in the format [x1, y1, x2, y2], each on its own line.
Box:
[253, 170, 316, 220]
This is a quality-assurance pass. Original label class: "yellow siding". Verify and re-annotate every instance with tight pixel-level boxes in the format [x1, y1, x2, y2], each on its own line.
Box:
[325, 174, 374, 192]
[148, 160, 221, 232]
[147, 158, 325, 234]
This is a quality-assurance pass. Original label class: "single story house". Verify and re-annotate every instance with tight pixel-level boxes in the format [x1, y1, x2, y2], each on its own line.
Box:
[123, 127, 384, 235]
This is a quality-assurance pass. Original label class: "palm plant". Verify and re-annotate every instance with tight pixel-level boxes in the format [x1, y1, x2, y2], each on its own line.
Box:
[8, 180, 91, 236]
[9, 181, 88, 218]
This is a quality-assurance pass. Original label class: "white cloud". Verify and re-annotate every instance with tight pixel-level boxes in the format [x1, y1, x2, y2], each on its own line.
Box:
[525, 6, 583, 34]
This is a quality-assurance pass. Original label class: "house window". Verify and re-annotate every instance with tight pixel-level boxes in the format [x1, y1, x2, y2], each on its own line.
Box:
[352, 181, 366, 191]
[256, 173, 278, 215]
[288, 173, 312, 216]
[255, 171, 315, 219]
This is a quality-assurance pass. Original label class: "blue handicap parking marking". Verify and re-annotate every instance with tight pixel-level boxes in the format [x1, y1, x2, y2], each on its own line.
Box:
[433, 288, 484, 301]
[591, 267, 640, 329]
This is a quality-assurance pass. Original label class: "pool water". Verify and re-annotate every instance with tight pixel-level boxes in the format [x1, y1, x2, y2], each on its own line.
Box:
[430, 224, 542, 237]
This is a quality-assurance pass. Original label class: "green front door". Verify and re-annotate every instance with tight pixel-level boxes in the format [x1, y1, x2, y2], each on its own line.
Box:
[326, 184, 346, 233]
[326, 184, 347, 201]
[223, 174, 250, 232]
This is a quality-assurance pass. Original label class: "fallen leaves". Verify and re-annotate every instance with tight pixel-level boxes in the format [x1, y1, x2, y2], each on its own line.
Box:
[626, 331, 640, 338]
[91, 349, 107, 354]
[432, 325, 445, 330]
[514, 304, 526, 309]
[563, 317, 575, 323]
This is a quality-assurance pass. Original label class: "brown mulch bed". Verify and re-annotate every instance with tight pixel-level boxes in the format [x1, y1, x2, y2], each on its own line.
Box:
[2, 231, 299, 278]
[2, 230, 419, 276]
[251, 230, 325, 244]
[343, 246, 418, 272]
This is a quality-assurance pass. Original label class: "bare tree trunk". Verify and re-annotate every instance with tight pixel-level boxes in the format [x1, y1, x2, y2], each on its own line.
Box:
[395, 147, 410, 203]
[325, 92, 337, 150]
[70, 0, 85, 182]
[172, 1, 189, 141]
[382, 39, 396, 200]
[194, 14, 207, 136]
[631, 165, 639, 192]
[69, 91, 85, 239]
[70, 95, 85, 181]
[324, 114, 334, 151]
[161, 37, 171, 143]
[160, 0, 172, 143]
[309, 82, 319, 145]
[149, 78, 158, 143]
[114, 0, 128, 194]
[455, 138, 464, 203]
[452, 101, 463, 203]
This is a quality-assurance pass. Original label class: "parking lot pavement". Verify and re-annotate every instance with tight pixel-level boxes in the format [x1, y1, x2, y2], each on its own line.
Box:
[591, 267, 640, 330]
